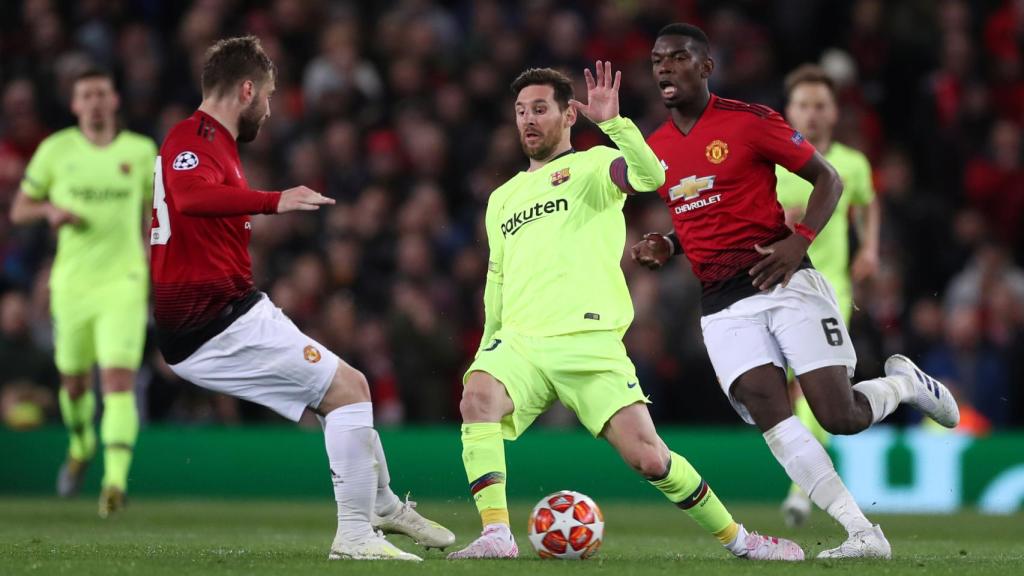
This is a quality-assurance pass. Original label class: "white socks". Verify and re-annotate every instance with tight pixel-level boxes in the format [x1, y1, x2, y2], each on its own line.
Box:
[764, 416, 872, 535]
[324, 401, 378, 543]
[372, 430, 402, 517]
[725, 523, 750, 556]
[852, 376, 913, 425]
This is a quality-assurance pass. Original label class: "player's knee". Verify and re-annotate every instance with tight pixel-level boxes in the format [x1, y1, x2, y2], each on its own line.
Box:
[816, 410, 861, 435]
[625, 440, 670, 479]
[319, 364, 370, 413]
[100, 368, 135, 394]
[61, 375, 89, 398]
[459, 379, 503, 422]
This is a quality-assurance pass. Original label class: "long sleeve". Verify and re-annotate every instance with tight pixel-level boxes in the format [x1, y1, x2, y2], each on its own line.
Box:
[479, 273, 503, 354]
[477, 198, 504, 354]
[171, 176, 281, 216]
[598, 115, 666, 194]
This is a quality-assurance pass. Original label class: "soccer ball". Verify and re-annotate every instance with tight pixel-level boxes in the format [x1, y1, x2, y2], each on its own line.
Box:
[527, 490, 604, 559]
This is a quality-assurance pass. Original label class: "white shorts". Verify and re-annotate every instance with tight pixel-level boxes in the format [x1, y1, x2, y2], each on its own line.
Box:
[169, 295, 339, 422]
[700, 269, 857, 424]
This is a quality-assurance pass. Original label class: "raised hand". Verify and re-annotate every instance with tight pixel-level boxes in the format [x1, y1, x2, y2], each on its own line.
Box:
[278, 186, 336, 213]
[569, 60, 621, 124]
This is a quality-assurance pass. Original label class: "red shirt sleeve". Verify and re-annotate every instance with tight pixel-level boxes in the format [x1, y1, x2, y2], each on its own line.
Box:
[164, 141, 280, 217]
[749, 110, 816, 173]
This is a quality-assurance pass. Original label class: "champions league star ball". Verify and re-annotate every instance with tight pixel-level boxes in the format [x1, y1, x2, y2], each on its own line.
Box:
[527, 490, 604, 559]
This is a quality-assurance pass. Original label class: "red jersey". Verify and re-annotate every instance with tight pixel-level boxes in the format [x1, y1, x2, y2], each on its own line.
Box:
[150, 111, 281, 362]
[647, 94, 816, 314]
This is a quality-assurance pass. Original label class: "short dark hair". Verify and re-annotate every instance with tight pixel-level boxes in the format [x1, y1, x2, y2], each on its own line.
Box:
[657, 23, 711, 55]
[73, 66, 114, 86]
[784, 64, 836, 101]
[510, 67, 574, 111]
[201, 36, 275, 97]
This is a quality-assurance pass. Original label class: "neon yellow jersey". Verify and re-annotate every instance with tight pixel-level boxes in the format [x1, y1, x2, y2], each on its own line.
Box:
[775, 141, 874, 299]
[21, 127, 157, 294]
[485, 145, 635, 337]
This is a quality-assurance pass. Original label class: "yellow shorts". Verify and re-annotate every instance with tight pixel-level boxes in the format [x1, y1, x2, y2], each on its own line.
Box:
[51, 276, 148, 375]
[465, 329, 648, 439]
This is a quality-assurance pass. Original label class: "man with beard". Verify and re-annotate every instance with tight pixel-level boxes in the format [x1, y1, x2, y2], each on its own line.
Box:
[151, 36, 453, 561]
[11, 68, 155, 517]
[447, 65, 802, 562]
[631, 24, 959, 559]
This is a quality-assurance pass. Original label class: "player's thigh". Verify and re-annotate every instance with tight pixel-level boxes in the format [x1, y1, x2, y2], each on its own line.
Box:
[93, 279, 148, 372]
[770, 269, 856, 379]
[700, 309, 786, 425]
[543, 331, 649, 438]
[169, 296, 339, 422]
[50, 294, 96, 376]
[731, 363, 793, 432]
[464, 331, 554, 440]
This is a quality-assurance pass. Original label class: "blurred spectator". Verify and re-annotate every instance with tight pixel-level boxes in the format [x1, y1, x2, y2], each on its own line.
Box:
[0, 0, 1022, 428]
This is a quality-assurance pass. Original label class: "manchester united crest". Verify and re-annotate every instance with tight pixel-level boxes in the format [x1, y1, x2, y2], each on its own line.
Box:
[303, 345, 322, 364]
[550, 167, 571, 186]
[705, 140, 729, 164]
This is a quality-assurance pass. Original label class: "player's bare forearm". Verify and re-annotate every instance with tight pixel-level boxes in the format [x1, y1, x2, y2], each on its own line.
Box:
[10, 191, 51, 224]
[853, 197, 880, 255]
[599, 116, 666, 192]
[749, 154, 839, 290]
[850, 197, 881, 281]
[10, 190, 80, 229]
[795, 152, 842, 234]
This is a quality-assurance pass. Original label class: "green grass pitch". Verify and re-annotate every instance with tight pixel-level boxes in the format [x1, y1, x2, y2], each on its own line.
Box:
[1, 498, 1021, 575]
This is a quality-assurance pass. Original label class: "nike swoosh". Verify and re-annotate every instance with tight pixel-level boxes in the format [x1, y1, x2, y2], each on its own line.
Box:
[627, 382, 638, 389]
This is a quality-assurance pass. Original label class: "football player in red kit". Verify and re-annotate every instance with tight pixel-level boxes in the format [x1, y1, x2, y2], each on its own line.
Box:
[630, 24, 961, 559]
[151, 36, 453, 561]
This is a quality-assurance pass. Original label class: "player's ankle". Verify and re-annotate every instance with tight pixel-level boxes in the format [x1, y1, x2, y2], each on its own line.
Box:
[724, 523, 749, 556]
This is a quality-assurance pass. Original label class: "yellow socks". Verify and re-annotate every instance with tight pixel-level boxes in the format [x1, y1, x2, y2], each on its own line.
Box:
[461, 422, 509, 527]
[649, 451, 739, 545]
[100, 391, 138, 491]
[59, 387, 96, 462]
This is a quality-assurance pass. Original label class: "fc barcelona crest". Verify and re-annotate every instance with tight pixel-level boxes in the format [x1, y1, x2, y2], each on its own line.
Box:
[705, 140, 729, 164]
[550, 167, 571, 186]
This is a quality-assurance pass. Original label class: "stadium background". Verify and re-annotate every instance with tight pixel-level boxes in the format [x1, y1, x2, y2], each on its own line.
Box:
[0, 0, 1022, 512]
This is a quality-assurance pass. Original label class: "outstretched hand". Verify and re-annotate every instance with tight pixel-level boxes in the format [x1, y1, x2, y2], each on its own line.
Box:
[278, 186, 336, 213]
[569, 60, 621, 124]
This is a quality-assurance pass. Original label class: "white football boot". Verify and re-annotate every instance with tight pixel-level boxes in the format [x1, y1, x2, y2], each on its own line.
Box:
[817, 524, 892, 559]
[328, 530, 422, 561]
[885, 354, 960, 428]
[781, 490, 813, 528]
[446, 523, 518, 559]
[373, 496, 456, 549]
[738, 530, 805, 561]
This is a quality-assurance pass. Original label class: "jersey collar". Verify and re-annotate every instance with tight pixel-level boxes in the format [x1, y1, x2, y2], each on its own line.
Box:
[194, 110, 233, 143]
[669, 93, 715, 137]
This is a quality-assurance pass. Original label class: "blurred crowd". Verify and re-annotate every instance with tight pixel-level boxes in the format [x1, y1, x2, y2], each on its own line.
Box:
[1, 0, 1022, 430]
